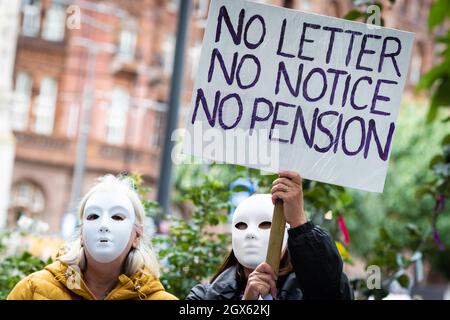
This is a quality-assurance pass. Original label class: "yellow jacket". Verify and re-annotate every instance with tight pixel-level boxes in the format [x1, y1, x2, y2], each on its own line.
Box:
[7, 260, 178, 300]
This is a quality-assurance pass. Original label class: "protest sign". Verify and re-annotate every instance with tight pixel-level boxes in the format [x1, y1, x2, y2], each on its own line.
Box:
[183, 0, 414, 193]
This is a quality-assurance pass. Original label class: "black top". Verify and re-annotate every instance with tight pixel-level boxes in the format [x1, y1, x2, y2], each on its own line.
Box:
[186, 221, 353, 300]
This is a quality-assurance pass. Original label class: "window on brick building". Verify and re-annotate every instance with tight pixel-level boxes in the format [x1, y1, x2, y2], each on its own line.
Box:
[409, 45, 424, 85]
[11, 181, 45, 215]
[118, 27, 137, 60]
[21, 0, 41, 37]
[66, 103, 79, 138]
[189, 41, 202, 79]
[194, 0, 209, 18]
[33, 77, 58, 135]
[151, 104, 166, 148]
[168, 0, 180, 11]
[12, 71, 33, 131]
[106, 87, 129, 145]
[163, 34, 175, 74]
[42, 1, 66, 42]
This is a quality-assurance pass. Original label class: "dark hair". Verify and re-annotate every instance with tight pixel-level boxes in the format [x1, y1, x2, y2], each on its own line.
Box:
[210, 249, 294, 287]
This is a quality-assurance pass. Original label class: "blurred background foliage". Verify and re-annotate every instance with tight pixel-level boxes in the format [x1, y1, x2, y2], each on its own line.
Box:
[0, 230, 52, 299]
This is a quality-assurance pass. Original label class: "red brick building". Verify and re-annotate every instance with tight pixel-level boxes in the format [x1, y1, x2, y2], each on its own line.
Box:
[7, 0, 436, 233]
[8, 0, 209, 231]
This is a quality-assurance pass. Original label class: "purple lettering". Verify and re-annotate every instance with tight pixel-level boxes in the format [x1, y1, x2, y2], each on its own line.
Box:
[269, 102, 296, 143]
[218, 93, 243, 129]
[327, 68, 348, 106]
[370, 79, 398, 116]
[378, 36, 402, 77]
[277, 19, 295, 58]
[364, 119, 395, 161]
[243, 14, 266, 49]
[250, 97, 274, 133]
[290, 106, 319, 147]
[275, 62, 303, 97]
[344, 30, 362, 67]
[323, 26, 344, 64]
[303, 67, 327, 102]
[208, 48, 238, 85]
[314, 111, 339, 153]
[191, 88, 221, 127]
[236, 54, 261, 89]
[298, 22, 320, 61]
[341, 74, 352, 107]
[356, 34, 382, 72]
[351, 76, 373, 110]
[333, 114, 344, 153]
[215, 6, 245, 45]
[342, 116, 366, 156]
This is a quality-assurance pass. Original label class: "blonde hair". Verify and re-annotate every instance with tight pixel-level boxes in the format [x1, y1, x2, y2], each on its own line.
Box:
[58, 174, 160, 278]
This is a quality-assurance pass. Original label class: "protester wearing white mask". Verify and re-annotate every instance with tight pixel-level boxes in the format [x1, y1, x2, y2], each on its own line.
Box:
[8, 175, 177, 300]
[82, 189, 137, 265]
[231, 193, 288, 271]
[187, 171, 353, 300]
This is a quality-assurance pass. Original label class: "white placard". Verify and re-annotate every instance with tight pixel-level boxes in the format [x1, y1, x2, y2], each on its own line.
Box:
[183, 0, 414, 192]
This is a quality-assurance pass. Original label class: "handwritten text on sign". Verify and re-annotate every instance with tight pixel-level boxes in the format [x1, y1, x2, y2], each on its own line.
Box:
[183, 0, 414, 192]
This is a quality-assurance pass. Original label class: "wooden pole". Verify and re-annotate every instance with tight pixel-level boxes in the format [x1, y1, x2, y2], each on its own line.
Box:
[265, 200, 286, 275]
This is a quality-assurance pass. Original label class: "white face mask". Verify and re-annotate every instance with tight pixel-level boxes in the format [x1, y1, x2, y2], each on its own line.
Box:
[231, 194, 288, 270]
[82, 190, 136, 264]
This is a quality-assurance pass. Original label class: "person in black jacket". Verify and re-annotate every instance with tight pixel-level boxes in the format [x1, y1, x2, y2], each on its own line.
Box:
[186, 171, 353, 300]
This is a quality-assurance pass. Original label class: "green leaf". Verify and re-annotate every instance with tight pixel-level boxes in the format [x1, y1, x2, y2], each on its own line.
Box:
[379, 227, 391, 242]
[338, 192, 353, 207]
[430, 155, 445, 168]
[344, 9, 365, 21]
[427, 103, 439, 124]
[230, 185, 251, 193]
[405, 223, 421, 237]
[415, 185, 435, 198]
[436, 35, 450, 45]
[444, 145, 450, 162]
[428, 0, 450, 30]
[426, 77, 450, 123]
[373, 1, 384, 12]
[371, 287, 390, 300]
[442, 134, 450, 146]
[397, 274, 410, 288]
[416, 63, 449, 92]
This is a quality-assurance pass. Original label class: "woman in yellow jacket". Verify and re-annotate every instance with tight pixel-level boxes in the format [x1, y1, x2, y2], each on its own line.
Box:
[7, 175, 177, 300]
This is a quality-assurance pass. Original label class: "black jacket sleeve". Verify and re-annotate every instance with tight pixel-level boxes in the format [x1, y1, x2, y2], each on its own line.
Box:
[185, 283, 209, 300]
[287, 221, 353, 300]
[185, 266, 241, 300]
